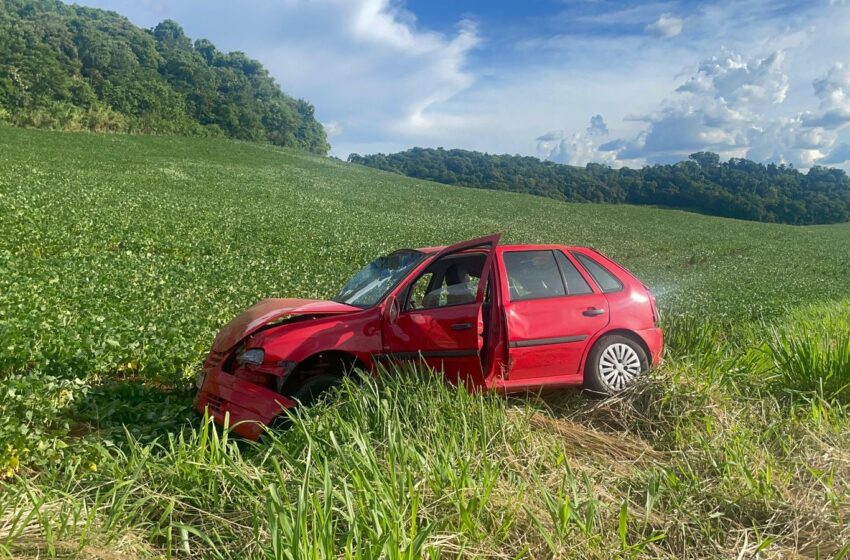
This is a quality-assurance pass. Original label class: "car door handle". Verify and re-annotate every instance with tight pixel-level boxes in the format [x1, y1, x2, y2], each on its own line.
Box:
[582, 308, 605, 317]
[451, 322, 474, 331]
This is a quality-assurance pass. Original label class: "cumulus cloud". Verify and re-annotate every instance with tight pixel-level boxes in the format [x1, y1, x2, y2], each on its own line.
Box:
[537, 115, 617, 166]
[588, 50, 783, 163]
[745, 119, 836, 168]
[573, 49, 850, 169]
[800, 61, 850, 128]
[645, 14, 683, 38]
[286, 0, 480, 140]
[587, 114, 609, 136]
[675, 50, 788, 107]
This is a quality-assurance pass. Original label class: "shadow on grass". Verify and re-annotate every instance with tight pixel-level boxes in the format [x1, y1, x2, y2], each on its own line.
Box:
[70, 379, 199, 443]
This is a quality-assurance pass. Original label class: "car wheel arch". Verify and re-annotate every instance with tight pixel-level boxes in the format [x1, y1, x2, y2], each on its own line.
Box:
[580, 328, 652, 377]
[279, 349, 369, 396]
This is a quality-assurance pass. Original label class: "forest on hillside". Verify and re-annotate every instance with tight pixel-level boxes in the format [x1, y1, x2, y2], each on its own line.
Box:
[0, 0, 328, 153]
[349, 148, 850, 225]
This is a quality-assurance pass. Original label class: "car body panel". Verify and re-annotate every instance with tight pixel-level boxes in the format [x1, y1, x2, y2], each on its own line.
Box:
[503, 292, 610, 381]
[211, 298, 360, 352]
[245, 306, 383, 366]
[195, 235, 663, 440]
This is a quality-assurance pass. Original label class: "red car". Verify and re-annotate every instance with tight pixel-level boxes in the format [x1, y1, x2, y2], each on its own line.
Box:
[195, 234, 662, 439]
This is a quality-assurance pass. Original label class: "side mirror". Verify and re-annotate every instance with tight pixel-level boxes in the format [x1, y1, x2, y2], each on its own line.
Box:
[385, 295, 400, 324]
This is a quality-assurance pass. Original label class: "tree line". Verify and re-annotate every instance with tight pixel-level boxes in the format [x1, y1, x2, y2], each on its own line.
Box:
[348, 148, 850, 224]
[0, 0, 328, 154]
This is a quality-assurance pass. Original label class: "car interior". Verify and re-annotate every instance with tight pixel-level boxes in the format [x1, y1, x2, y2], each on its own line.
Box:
[406, 252, 486, 310]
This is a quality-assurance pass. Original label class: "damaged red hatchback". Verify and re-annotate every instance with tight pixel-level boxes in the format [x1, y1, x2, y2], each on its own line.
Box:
[195, 234, 663, 439]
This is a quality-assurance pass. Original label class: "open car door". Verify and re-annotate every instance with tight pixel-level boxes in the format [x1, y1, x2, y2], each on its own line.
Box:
[381, 234, 501, 387]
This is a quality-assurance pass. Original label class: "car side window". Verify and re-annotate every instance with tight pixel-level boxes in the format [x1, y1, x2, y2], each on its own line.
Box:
[503, 250, 566, 301]
[572, 252, 624, 293]
[406, 253, 486, 310]
[554, 251, 594, 295]
[407, 272, 436, 309]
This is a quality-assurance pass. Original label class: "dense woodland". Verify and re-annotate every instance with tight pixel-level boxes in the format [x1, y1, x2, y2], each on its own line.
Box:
[350, 148, 850, 224]
[0, 0, 328, 153]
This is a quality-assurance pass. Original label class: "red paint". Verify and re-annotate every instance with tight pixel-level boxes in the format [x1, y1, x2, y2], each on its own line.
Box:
[196, 235, 664, 439]
[211, 298, 360, 352]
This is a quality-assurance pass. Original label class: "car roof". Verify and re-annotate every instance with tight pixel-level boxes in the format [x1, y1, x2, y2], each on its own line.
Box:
[414, 244, 590, 254]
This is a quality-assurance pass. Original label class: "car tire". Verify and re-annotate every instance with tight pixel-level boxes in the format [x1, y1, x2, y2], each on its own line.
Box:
[583, 335, 648, 395]
[269, 373, 344, 432]
[292, 373, 343, 407]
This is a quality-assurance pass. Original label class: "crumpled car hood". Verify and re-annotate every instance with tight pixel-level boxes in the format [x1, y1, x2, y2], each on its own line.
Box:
[211, 298, 360, 352]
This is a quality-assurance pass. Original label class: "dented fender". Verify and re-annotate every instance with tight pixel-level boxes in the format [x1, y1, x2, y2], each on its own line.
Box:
[236, 305, 384, 372]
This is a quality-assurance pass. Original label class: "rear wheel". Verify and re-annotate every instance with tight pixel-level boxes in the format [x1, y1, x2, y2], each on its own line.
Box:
[584, 335, 648, 395]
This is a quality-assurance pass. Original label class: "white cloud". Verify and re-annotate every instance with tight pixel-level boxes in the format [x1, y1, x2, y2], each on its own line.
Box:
[264, 0, 480, 146]
[536, 115, 617, 166]
[800, 61, 850, 128]
[567, 48, 850, 169]
[676, 50, 788, 106]
[645, 14, 683, 38]
[323, 120, 343, 138]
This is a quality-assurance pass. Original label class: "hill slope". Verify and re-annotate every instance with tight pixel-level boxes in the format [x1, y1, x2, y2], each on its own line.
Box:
[0, 0, 328, 152]
[1, 126, 849, 557]
[350, 147, 850, 225]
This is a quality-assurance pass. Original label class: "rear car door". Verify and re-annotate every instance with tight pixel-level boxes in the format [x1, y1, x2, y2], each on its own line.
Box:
[381, 234, 500, 386]
[501, 248, 609, 381]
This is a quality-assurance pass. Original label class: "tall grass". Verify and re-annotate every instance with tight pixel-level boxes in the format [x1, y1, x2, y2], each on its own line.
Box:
[0, 367, 677, 558]
[765, 303, 850, 402]
[4, 339, 850, 558]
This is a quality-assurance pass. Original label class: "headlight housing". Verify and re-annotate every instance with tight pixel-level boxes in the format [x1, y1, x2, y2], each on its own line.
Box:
[236, 348, 265, 366]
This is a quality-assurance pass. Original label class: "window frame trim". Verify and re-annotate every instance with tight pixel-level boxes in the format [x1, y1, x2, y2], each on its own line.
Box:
[570, 251, 625, 294]
[553, 249, 596, 296]
[501, 248, 603, 303]
[502, 249, 566, 302]
[400, 251, 488, 313]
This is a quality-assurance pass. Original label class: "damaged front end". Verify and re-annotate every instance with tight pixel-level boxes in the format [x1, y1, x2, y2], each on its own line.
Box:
[194, 342, 299, 439]
[194, 298, 361, 439]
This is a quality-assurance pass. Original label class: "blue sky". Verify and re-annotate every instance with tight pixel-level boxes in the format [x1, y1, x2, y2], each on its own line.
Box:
[72, 0, 850, 169]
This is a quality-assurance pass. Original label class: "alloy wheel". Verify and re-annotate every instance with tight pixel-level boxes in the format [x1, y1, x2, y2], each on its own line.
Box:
[598, 342, 642, 391]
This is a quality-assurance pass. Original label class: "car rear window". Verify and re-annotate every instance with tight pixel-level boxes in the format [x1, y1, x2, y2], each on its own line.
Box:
[554, 251, 593, 295]
[503, 250, 566, 301]
[572, 252, 624, 293]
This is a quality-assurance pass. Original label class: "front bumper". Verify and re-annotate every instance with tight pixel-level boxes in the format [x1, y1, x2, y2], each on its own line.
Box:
[194, 363, 297, 440]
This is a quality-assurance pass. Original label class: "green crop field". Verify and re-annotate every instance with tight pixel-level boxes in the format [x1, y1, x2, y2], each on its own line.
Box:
[1, 125, 850, 558]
